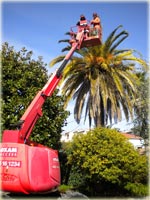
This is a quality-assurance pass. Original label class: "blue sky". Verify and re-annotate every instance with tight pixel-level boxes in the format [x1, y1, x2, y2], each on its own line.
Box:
[1, 1, 149, 133]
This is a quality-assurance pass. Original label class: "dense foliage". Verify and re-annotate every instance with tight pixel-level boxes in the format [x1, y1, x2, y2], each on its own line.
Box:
[63, 128, 148, 197]
[132, 72, 149, 140]
[1, 42, 69, 149]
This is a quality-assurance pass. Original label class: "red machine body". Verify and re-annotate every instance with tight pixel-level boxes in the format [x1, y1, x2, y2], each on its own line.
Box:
[0, 143, 60, 194]
[0, 20, 101, 194]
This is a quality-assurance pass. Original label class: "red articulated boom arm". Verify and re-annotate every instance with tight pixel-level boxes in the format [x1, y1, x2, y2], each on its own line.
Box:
[0, 20, 101, 195]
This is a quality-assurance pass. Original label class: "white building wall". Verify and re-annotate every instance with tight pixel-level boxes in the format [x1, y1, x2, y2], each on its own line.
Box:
[129, 138, 145, 149]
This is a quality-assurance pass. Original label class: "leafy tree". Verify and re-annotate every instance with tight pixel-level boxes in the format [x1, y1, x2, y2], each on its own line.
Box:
[50, 25, 148, 128]
[1, 42, 69, 149]
[64, 128, 148, 197]
[132, 72, 149, 140]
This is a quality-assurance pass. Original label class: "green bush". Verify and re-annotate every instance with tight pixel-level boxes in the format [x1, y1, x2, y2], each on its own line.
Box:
[125, 182, 149, 197]
[58, 184, 73, 193]
[63, 127, 148, 197]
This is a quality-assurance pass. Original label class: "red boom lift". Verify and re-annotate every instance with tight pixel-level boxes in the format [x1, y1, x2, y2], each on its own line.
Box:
[0, 20, 101, 194]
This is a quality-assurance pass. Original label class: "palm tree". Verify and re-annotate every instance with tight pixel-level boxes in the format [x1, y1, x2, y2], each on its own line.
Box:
[50, 25, 147, 128]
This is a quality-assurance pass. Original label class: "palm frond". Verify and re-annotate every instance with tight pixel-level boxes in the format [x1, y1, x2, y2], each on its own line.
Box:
[110, 31, 129, 53]
[58, 39, 70, 43]
[74, 80, 89, 123]
[61, 46, 72, 52]
[49, 56, 65, 67]
[104, 25, 123, 53]
[123, 56, 148, 70]
[65, 32, 71, 35]
[113, 49, 131, 55]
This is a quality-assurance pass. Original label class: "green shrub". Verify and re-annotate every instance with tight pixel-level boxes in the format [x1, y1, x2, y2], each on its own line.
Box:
[64, 127, 148, 197]
[58, 184, 73, 193]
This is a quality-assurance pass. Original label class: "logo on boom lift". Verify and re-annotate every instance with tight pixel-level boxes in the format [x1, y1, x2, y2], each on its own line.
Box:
[0, 147, 18, 157]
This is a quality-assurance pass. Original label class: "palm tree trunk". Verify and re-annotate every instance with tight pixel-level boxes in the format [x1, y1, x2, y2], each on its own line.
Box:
[95, 94, 105, 127]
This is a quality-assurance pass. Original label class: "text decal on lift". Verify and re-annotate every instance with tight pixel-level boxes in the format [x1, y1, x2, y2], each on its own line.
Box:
[0, 147, 18, 157]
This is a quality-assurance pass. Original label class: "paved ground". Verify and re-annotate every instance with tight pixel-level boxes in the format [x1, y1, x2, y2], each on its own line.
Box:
[0, 190, 89, 200]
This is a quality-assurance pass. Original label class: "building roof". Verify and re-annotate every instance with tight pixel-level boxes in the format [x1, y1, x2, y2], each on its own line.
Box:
[121, 133, 143, 140]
